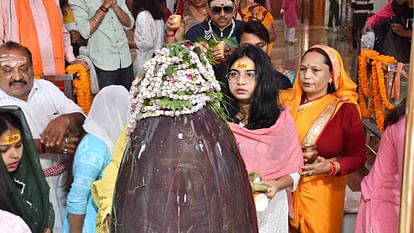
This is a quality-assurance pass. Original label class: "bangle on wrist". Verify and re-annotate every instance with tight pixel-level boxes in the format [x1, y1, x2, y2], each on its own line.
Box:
[328, 161, 338, 176]
[100, 5, 109, 13]
[92, 16, 102, 23]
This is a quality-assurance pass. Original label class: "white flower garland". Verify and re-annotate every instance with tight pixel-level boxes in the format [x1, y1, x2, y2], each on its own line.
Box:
[128, 43, 222, 134]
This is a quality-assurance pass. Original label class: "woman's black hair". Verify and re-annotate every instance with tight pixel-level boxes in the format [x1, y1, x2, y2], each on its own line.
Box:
[0, 112, 23, 138]
[384, 99, 406, 129]
[236, 20, 270, 44]
[302, 47, 335, 94]
[59, 0, 70, 16]
[254, 0, 266, 6]
[133, 0, 164, 20]
[224, 45, 281, 130]
[0, 112, 23, 211]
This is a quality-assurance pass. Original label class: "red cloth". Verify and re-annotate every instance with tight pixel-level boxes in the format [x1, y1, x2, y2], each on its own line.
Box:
[315, 103, 366, 176]
[282, 0, 300, 28]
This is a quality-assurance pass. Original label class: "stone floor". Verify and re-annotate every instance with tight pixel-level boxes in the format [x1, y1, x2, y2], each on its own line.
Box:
[270, 20, 358, 81]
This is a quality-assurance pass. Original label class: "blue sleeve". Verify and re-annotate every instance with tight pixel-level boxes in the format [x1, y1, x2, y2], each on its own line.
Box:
[185, 27, 199, 42]
[66, 134, 110, 215]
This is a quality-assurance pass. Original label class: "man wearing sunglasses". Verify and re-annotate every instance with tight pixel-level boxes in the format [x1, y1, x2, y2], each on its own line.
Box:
[183, 0, 244, 84]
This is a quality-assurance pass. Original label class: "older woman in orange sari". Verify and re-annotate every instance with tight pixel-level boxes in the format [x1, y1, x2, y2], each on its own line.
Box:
[280, 45, 366, 233]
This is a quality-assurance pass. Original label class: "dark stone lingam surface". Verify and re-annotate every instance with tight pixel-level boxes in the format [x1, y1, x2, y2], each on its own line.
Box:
[111, 107, 258, 233]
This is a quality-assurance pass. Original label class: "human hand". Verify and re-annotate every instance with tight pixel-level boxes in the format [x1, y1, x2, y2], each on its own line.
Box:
[165, 15, 181, 32]
[211, 45, 223, 63]
[40, 115, 71, 147]
[111, 0, 118, 7]
[45, 136, 80, 155]
[361, 24, 372, 34]
[43, 228, 52, 233]
[302, 144, 318, 164]
[223, 46, 234, 60]
[390, 23, 411, 37]
[193, 41, 210, 54]
[262, 180, 280, 199]
[280, 9, 284, 14]
[69, 30, 81, 44]
[300, 156, 332, 176]
[103, 0, 112, 8]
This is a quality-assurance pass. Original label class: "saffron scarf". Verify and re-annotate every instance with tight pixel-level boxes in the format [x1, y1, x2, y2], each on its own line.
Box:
[15, 0, 65, 75]
[280, 45, 359, 233]
[280, 44, 360, 143]
[240, 3, 275, 51]
[0, 106, 50, 233]
[228, 108, 303, 181]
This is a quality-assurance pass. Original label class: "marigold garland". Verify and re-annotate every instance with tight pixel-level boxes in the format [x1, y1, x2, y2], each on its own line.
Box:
[357, 50, 397, 132]
[66, 64, 92, 114]
[34, 70, 42, 80]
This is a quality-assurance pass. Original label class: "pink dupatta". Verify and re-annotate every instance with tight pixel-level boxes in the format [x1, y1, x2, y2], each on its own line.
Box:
[229, 108, 303, 180]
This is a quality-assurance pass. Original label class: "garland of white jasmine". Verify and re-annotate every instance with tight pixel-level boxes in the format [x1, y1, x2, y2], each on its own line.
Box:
[205, 19, 235, 41]
[128, 42, 225, 134]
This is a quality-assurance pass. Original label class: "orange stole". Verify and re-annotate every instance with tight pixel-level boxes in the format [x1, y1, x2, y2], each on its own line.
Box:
[241, 4, 275, 51]
[15, 0, 65, 75]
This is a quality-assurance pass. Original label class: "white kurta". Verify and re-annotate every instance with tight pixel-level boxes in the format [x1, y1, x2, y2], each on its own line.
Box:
[0, 79, 83, 233]
[133, 10, 164, 75]
[257, 173, 300, 233]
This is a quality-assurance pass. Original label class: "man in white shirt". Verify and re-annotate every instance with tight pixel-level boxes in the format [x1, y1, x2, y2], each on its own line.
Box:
[0, 41, 85, 233]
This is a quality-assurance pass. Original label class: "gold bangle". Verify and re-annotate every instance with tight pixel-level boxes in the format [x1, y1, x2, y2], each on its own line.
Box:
[92, 16, 101, 23]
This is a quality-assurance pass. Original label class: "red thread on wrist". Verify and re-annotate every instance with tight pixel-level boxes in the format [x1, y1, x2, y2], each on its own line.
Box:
[100, 5, 109, 13]
[38, 142, 45, 153]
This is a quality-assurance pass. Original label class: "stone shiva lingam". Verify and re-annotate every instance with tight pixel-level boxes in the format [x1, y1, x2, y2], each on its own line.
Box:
[111, 42, 258, 232]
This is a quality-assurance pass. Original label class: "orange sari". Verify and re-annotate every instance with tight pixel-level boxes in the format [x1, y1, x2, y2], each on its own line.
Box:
[280, 45, 360, 233]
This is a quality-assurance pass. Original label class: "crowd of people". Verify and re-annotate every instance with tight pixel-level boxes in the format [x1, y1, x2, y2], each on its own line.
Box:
[0, 0, 410, 232]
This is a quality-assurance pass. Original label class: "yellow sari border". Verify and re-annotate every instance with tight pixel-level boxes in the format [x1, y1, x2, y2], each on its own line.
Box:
[303, 99, 338, 145]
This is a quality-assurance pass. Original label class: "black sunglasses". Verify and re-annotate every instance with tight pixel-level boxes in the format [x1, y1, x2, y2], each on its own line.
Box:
[210, 6, 234, 15]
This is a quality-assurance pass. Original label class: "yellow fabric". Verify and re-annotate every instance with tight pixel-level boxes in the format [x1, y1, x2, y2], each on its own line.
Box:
[280, 44, 360, 129]
[15, 0, 65, 75]
[92, 127, 129, 233]
[63, 8, 76, 25]
[279, 45, 360, 233]
[290, 175, 347, 233]
[240, 3, 275, 51]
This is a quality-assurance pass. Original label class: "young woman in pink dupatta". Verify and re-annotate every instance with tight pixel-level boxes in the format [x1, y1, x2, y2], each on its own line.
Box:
[224, 45, 304, 233]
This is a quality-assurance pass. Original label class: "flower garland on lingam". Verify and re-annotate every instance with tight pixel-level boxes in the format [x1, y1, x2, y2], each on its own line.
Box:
[128, 42, 224, 134]
[66, 64, 93, 114]
[358, 49, 397, 132]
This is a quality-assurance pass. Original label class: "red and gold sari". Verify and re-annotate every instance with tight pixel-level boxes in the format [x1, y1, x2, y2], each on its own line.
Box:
[280, 45, 360, 233]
